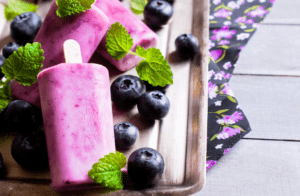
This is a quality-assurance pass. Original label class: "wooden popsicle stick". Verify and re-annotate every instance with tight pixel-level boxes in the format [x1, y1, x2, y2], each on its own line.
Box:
[63, 39, 83, 63]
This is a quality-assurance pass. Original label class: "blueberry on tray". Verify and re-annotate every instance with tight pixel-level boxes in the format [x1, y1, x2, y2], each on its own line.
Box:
[4, 100, 43, 133]
[11, 130, 49, 170]
[175, 33, 199, 58]
[128, 147, 165, 187]
[10, 12, 42, 46]
[144, 0, 174, 29]
[111, 75, 146, 108]
[114, 122, 139, 149]
[2, 42, 20, 59]
[137, 90, 170, 120]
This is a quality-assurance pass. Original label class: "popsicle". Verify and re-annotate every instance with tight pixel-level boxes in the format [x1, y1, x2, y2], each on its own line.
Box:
[37, 40, 115, 191]
[94, 0, 159, 71]
[11, 0, 110, 108]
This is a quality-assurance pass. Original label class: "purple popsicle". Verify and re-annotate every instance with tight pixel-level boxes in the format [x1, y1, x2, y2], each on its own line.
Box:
[37, 40, 116, 191]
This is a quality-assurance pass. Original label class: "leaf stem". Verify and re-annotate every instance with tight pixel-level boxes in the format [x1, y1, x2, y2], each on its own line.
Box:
[128, 51, 140, 57]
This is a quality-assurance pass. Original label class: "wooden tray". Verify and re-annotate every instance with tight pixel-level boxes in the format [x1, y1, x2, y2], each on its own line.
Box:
[0, 0, 208, 195]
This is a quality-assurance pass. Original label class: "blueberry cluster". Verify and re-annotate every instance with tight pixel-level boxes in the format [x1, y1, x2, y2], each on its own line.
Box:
[0, 12, 42, 79]
[111, 75, 170, 120]
[143, 1, 199, 58]
[111, 75, 167, 187]
[0, 100, 48, 171]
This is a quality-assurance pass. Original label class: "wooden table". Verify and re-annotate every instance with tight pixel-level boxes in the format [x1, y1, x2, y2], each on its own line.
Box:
[0, 0, 208, 195]
[192, 0, 300, 195]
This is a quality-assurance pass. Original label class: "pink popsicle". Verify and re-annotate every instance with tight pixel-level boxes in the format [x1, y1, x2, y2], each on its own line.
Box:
[94, 0, 159, 71]
[11, 1, 110, 108]
[38, 63, 115, 191]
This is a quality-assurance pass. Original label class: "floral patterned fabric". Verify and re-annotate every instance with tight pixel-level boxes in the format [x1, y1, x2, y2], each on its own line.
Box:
[206, 0, 276, 170]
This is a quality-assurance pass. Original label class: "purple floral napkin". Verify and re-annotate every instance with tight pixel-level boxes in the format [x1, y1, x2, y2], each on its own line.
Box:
[206, 0, 276, 170]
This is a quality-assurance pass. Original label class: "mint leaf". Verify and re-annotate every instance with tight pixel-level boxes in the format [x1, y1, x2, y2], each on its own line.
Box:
[2, 42, 44, 86]
[130, 0, 147, 15]
[0, 83, 12, 109]
[88, 151, 126, 190]
[136, 47, 173, 87]
[4, 0, 38, 21]
[56, 0, 95, 17]
[106, 22, 134, 60]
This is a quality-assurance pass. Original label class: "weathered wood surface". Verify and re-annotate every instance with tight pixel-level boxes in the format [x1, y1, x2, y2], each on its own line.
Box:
[234, 25, 300, 76]
[230, 75, 300, 140]
[192, 0, 300, 195]
[197, 139, 300, 196]
[0, 0, 208, 195]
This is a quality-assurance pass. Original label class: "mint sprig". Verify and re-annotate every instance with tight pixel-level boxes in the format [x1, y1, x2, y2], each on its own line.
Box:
[136, 46, 173, 86]
[130, 0, 148, 15]
[2, 42, 44, 86]
[3, 0, 38, 21]
[56, 0, 95, 17]
[106, 22, 134, 60]
[88, 151, 126, 190]
[106, 22, 173, 87]
[0, 42, 44, 109]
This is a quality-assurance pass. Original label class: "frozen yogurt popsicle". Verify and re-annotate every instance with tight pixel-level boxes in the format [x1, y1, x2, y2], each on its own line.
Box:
[94, 0, 159, 71]
[11, 0, 110, 108]
[37, 40, 115, 191]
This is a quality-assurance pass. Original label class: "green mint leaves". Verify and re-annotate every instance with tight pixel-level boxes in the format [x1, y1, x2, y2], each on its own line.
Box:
[2, 42, 44, 86]
[88, 151, 126, 190]
[106, 22, 173, 87]
[136, 46, 173, 86]
[106, 22, 134, 60]
[0, 42, 44, 110]
[56, 0, 95, 18]
[130, 0, 147, 15]
[3, 0, 38, 21]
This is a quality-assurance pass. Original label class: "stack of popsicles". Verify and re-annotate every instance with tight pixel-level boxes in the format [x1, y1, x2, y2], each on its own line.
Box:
[10, 0, 159, 191]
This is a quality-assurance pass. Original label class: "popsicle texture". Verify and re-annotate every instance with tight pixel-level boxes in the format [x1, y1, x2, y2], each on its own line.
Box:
[38, 63, 115, 191]
[11, 1, 110, 108]
[94, 0, 159, 71]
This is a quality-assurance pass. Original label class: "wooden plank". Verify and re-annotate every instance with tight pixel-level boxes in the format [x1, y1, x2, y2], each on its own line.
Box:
[192, 139, 300, 196]
[186, 0, 208, 188]
[157, 0, 193, 185]
[234, 25, 300, 76]
[229, 75, 300, 140]
[263, 0, 300, 24]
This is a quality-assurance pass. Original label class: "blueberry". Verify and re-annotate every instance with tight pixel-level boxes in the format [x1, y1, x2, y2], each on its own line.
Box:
[137, 91, 170, 120]
[11, 130, 48, 170]
[111, 75, 146, 108]
[128, 148, 164, 187]
[114, 122, 139, 149]
[143, 80, 170, 93]
[10, 12, 42, 46]
[4, 100, 43, 133]
[2, 42, 20, 59]
[0, 55, 5, 79]
[144, 0, 173, 29]
[175, 33, 199, 58]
